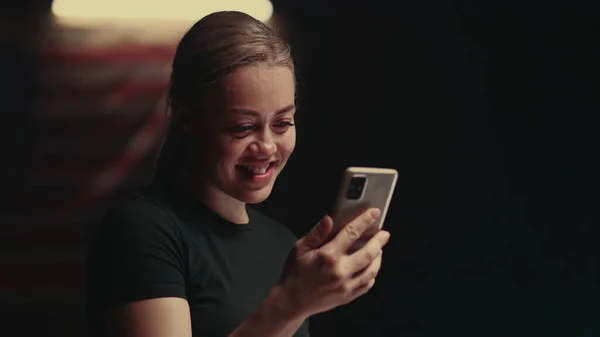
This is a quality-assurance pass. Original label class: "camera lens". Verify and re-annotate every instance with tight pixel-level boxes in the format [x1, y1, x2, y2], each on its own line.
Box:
[346, 176, 366, 200]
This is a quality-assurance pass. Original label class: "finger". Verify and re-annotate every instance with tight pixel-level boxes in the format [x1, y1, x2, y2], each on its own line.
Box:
[354, 278, 376, 298]
[348, 230, 390, 272]
[325, 208, 381, 254]
[296, 215, 334, 253]
[350, 254, 382, 290]
[351, 250, 382, 278]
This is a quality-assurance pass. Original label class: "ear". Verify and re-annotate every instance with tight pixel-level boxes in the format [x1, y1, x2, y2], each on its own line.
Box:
[170, 98, 192, 133]
[180, 111, 193, 133]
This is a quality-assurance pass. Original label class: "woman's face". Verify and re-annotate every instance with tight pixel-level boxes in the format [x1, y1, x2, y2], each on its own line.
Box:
[189, 65, 296, 204]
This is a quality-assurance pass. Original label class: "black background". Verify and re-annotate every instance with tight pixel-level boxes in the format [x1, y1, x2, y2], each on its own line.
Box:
[261, 1, 599, 336]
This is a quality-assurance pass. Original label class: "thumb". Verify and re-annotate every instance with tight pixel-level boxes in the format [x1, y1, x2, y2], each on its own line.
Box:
[298, 215, 334, 252]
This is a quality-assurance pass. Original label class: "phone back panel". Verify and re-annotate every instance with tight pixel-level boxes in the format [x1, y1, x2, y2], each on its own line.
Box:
[331, 167, 398, 237]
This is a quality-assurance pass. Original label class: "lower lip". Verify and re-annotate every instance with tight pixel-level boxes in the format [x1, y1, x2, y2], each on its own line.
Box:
[239, 164, 275, 184]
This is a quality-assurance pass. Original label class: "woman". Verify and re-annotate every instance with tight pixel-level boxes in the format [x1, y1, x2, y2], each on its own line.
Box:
[85, 11, 391, 337]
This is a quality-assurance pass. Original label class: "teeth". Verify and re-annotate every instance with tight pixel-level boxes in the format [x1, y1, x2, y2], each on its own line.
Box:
[245, 164, 269, 174]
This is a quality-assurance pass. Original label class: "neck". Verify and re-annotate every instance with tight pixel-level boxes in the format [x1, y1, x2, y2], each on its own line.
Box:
[185, 171, 249, 224]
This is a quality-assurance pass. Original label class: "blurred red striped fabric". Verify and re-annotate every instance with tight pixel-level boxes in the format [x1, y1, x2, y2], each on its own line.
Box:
[1, 21, 180, 301]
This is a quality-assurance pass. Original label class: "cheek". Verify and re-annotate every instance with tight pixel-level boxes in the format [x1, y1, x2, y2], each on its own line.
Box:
[278, 133, 296, 157]
[217, 138, 252, 164]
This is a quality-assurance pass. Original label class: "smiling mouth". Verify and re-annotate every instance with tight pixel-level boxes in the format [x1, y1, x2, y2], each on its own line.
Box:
[239, 162, 276, 175]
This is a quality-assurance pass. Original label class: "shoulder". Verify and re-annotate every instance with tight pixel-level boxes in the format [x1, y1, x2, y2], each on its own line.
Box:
[87, 184, 189, 278]
[85, 185, 189, 316]
[93, 184, 182, 242]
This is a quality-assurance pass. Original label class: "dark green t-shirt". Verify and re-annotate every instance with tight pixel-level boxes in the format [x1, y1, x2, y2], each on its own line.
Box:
[85, 180, 309, 337]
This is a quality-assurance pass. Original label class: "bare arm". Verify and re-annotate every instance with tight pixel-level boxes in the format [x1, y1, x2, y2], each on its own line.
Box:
[229, 284, 308, 337]
[105, 297, 192, 337]
[105, 288, 306, 337]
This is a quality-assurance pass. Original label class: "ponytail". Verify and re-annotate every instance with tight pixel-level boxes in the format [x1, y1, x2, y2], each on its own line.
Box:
[153, 103, 189, 183]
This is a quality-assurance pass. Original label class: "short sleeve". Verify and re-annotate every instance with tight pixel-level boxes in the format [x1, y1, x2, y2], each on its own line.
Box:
[85, 198, 187, 310]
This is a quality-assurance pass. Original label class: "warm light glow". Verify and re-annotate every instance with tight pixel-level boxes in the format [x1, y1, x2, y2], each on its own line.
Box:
[52, 0, 274, 23]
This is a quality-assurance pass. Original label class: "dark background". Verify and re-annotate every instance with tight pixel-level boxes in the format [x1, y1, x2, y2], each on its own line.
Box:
[2, 0, 598, 336]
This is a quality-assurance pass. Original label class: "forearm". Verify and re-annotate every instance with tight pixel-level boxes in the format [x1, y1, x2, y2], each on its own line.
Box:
[229, 284, 308, 337]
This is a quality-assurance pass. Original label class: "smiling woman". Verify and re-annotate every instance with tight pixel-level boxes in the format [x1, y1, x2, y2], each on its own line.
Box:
[85, 10, 391, 337]
[184, 65, 297, 210]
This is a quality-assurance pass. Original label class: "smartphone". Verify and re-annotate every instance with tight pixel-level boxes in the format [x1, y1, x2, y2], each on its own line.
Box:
[331, 167, 398, 252]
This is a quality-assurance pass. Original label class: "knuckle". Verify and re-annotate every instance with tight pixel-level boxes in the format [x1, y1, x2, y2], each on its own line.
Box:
[292, 243, 305, 258]
[293, 241, 303, 252]
[318, 249, 337, 266]
[330, 265, 347, 281]
[344, 225, 362, 241]
[340, 281, 354, 294]
[364, 249, 376, 261]
[368, 268, 378, 279]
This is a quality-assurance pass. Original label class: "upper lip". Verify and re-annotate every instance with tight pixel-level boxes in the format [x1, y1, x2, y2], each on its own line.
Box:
[239, 160, 277, 166]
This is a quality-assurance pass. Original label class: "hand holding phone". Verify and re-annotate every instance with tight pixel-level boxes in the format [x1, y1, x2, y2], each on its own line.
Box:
[279, 202, 391, 317]
[331, 167, 398, 252]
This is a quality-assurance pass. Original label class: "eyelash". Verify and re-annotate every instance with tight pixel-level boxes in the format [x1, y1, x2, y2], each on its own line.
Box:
[232, 121, 295, 134]
[274, 121, 295, 128]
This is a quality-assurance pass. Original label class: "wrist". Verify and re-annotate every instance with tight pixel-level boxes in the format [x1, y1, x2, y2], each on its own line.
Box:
[229, 284, 309, 337]
[267, 283, 309, 322]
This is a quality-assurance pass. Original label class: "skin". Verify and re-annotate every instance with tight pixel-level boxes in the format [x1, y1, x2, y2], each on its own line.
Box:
[104, 64, 391, 337]
[185, 65, 297, 224]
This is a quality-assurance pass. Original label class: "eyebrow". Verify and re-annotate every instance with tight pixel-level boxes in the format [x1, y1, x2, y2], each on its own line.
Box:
[227, 104, 296, 116]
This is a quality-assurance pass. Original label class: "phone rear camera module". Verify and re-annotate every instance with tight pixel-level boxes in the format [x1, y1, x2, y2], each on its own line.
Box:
[346, 176, 366, 200]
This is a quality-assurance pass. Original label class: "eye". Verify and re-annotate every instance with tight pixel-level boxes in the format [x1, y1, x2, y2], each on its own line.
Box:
[273, 121, 295, 129]
[229, 124, 257, 138]
[231, 124, 256, 133]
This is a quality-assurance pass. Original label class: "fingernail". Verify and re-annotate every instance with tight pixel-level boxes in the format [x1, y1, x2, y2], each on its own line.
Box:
[370, 208, 381, 219]
[318, 216, 328, 232]
[383, 231, 390, 242]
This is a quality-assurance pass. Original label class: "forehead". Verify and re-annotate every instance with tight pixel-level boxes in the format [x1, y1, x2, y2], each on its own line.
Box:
[214, 65, 295, 114]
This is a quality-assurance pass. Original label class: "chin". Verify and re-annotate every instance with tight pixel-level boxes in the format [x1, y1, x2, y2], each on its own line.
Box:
[238, 186, 273, 204]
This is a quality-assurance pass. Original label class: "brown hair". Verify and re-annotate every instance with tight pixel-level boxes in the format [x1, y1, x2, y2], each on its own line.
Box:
[154, 11, 294, 181]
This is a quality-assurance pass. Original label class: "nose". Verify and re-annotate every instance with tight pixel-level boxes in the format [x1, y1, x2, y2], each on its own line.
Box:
[248, 131, 277, 156]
